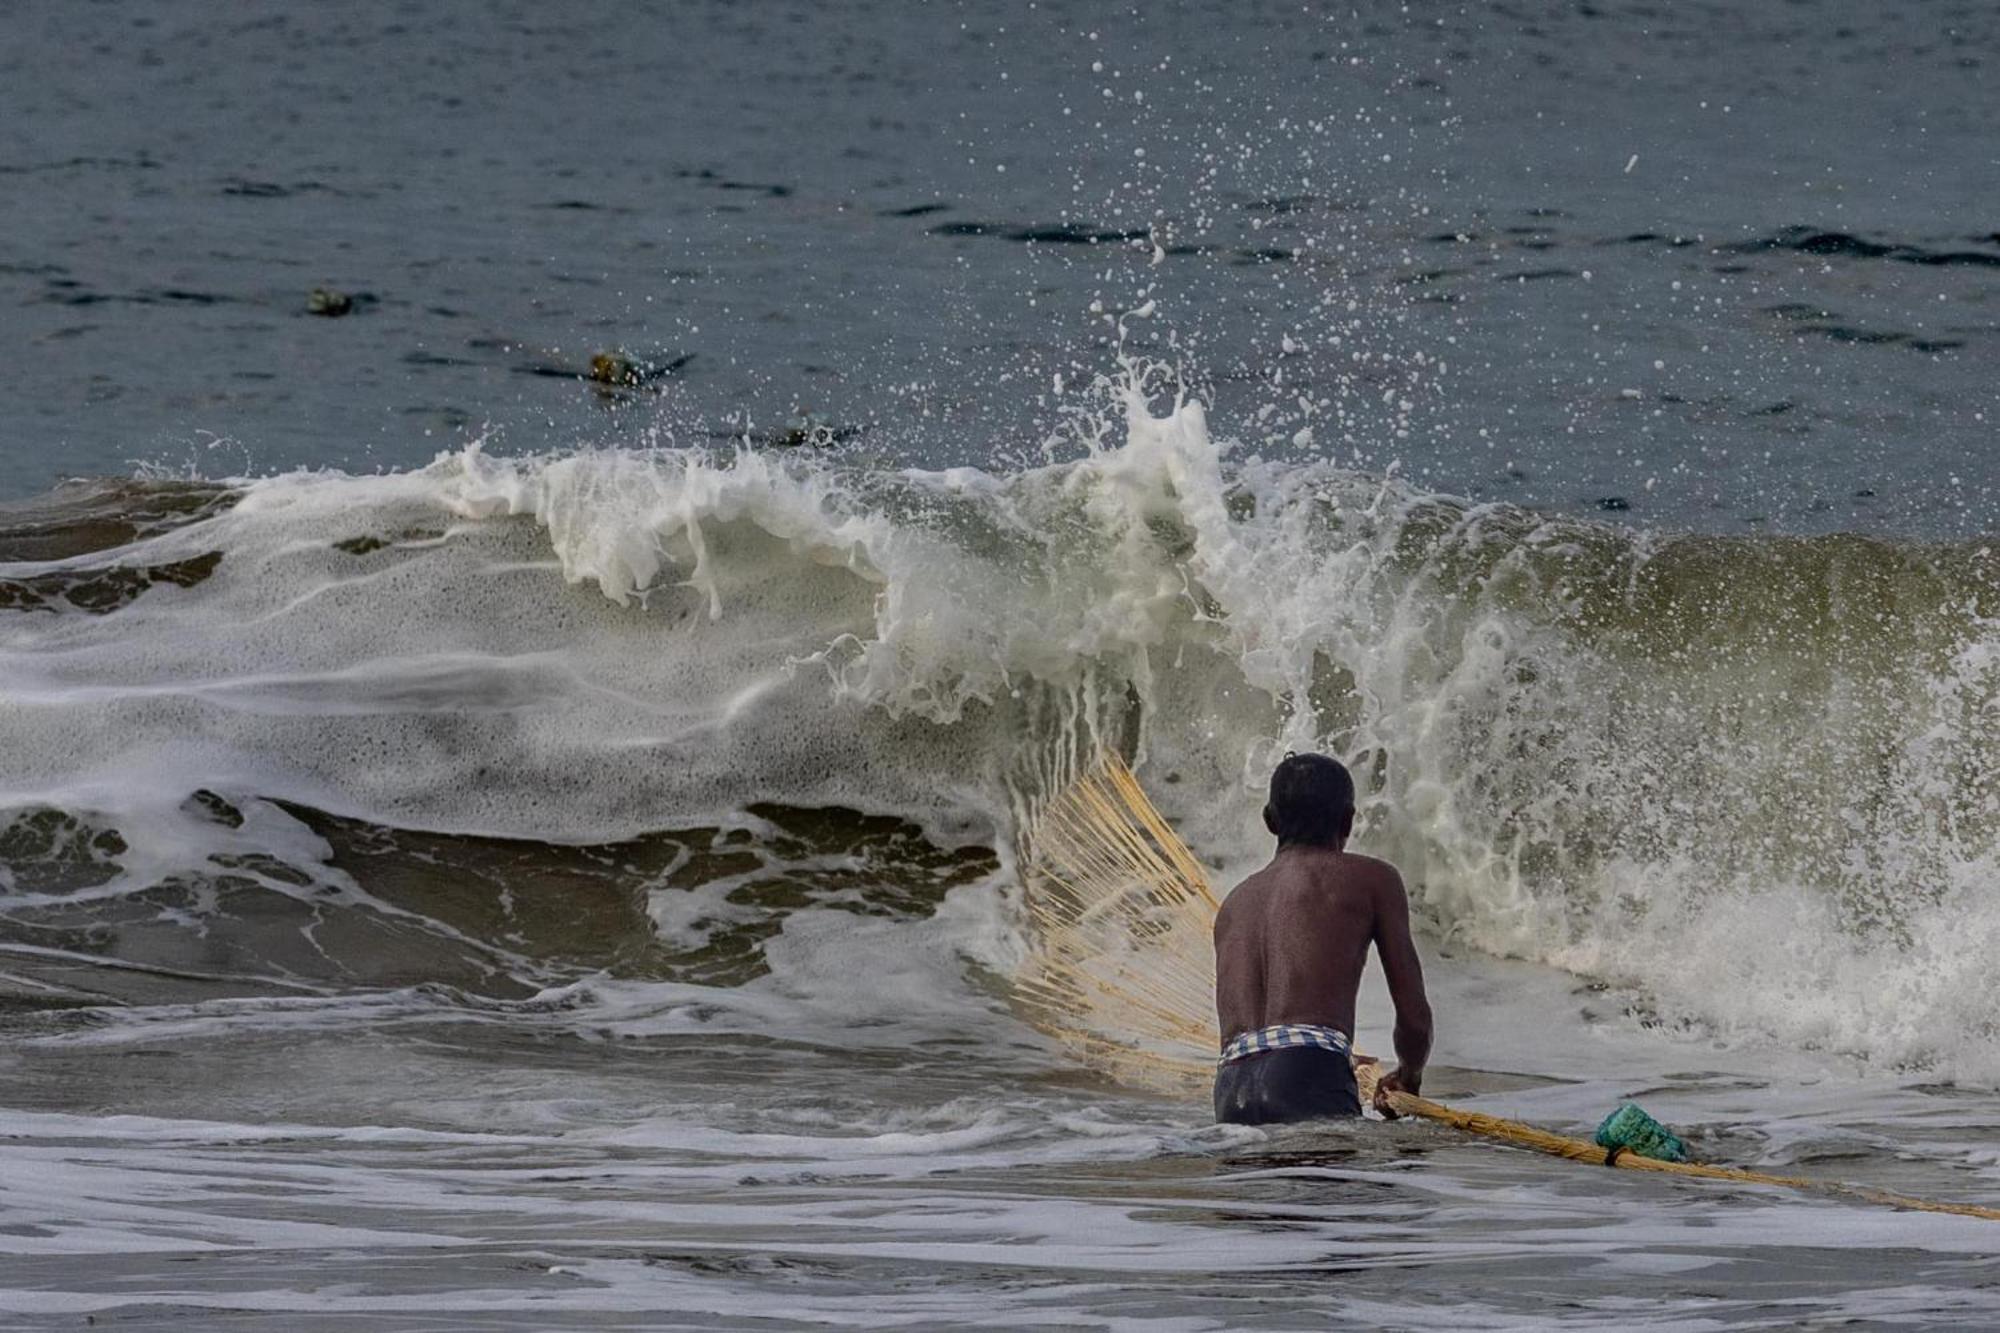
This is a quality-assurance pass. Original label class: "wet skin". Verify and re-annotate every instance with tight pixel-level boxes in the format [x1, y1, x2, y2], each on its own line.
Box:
[1214, 843, 1434, 1107]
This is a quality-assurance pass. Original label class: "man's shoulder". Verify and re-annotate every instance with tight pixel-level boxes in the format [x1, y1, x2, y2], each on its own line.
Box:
[1337, 852, 1404, 888]
[1217, 866, 1273, 912]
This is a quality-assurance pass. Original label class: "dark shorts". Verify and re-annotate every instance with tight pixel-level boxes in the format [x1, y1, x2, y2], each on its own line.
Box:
[1213, 1046, 1362, 1125]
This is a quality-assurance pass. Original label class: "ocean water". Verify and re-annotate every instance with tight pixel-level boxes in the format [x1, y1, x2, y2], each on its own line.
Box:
[2, 2, 1998, 1328]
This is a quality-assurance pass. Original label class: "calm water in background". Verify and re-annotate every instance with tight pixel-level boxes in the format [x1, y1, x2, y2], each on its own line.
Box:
[4, 0, 1995, 528]
[2, 3, 1999, 1329]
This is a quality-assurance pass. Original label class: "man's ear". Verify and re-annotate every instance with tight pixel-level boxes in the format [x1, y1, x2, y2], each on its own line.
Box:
[1263, 804, 1280, 837]
[1336, 807, 1356, 841]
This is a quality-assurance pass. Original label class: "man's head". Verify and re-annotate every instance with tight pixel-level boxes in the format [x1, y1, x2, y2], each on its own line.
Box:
[1263, 752, 1355, 848]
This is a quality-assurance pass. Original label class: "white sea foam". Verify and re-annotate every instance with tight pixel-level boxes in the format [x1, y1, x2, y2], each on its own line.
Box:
[0, 381, 1994, 1082]
[3, 1087, 1997, 1328]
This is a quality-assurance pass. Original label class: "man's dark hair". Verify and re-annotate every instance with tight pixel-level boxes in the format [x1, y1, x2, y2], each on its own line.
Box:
[1263, 752, 1355, 847]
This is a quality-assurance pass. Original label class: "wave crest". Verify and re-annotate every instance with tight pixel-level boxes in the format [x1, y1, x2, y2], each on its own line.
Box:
[1, 396, 1995, 1073]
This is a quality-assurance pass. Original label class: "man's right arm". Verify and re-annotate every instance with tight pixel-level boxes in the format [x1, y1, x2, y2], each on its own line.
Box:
[1372, 867, 1433, 1105]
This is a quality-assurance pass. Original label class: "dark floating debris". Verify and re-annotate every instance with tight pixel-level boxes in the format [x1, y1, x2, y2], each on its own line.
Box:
[587, 350, 694, 389]
[509, 350, 694, 390]
[589, 352, 644, 387]
[1597, 497, 1632, 512]
[307, 287, 354, 317]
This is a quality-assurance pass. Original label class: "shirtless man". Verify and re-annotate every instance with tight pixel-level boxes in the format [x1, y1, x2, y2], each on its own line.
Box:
[1213, 753, 1433, 1123]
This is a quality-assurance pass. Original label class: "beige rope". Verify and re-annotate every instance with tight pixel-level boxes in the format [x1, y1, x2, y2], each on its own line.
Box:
[1351, 1061, 2000, 1222]
[1017, 751, 2000, 1223]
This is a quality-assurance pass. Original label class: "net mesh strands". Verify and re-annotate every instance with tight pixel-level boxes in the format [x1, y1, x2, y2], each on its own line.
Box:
[1015, 751, 2000, 1224]
[1013, 753, 1222, 1094]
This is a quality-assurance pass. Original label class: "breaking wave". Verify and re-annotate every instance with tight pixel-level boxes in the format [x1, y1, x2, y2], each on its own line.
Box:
[1, 384, 1994, 1075]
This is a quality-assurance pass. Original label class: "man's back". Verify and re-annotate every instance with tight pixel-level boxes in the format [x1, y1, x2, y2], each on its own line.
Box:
[1209, 752, 1433, 1125]
[1213, 848, 1395, 1042]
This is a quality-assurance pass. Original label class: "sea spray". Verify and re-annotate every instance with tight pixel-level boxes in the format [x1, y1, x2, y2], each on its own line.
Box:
[0, 393, 1995, 1075]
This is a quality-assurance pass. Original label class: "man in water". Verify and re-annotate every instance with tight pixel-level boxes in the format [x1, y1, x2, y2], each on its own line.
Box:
[1213, 753, 1433, 1123]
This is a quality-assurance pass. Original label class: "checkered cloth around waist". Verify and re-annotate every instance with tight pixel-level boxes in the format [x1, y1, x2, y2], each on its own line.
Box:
[1218, 1023, 1352, 1065]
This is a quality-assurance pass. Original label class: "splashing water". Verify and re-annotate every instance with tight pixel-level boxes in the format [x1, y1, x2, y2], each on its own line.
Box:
[2, 374, 1994, 1078]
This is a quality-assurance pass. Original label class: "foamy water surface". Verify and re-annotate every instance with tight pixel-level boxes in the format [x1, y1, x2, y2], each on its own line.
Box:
[4, 2, 1999, 1327]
